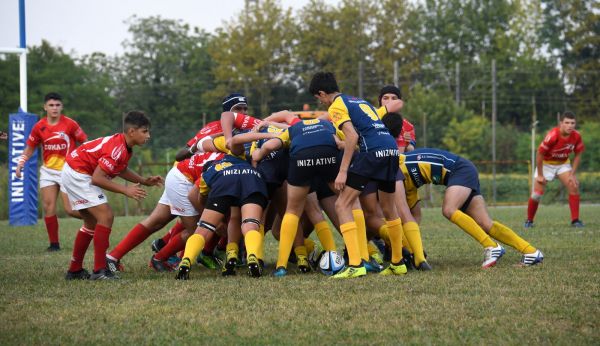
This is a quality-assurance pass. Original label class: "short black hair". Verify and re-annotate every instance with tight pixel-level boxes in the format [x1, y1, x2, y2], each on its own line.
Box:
[381, 112, 403, 138]
[123, 110, 151, 131]
[561, 111, 576, 121]
[44, 92, 62, 102]
[309, 72, 339, 95]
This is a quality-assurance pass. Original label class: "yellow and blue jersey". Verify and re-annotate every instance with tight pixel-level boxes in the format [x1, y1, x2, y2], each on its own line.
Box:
[328, 94, 396, 152]
[400, 148, 459, 206]
[199, 154, 264, 196]
[250, 125, 285, 161]
[277, 119, 337, 156]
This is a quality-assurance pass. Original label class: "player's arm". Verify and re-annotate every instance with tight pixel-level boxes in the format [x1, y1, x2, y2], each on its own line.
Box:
[220, 112, 236, 148]
[535, 148, 546, 184]
[230, 132, 278, 147]
[383, 99, 404, 114]
[569, 152, 582, 187]
[15, 145, 36, 178]
[251, 137, 284, 165]
[263, 110, 296, 125]
[335, 121, 359, 191]
[91, 166, 147, 201]
[118, 167, 164, 187]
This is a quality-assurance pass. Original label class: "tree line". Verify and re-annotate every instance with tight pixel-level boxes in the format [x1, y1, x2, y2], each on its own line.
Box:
[0, 0, 598, 169]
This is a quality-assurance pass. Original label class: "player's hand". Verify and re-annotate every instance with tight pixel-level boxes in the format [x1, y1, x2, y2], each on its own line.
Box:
[225, 138, 232, 150]
[144, 175, 164, 187]
[252, 121, 268, 132]
[15, 163, 23, 178]
[334, 171, 347, 191]
[0, 131, 7, 140]
[535, 175, 547, 185]
[126, 183, 148, 201]
[403, 132, 411, 142]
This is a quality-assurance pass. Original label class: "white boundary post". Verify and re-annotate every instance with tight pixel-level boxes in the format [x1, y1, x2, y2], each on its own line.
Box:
[0, 47, 27, 112]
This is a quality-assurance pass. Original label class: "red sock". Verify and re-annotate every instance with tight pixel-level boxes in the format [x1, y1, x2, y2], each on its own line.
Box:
[69, 227, 94, 272]
[44, 215, 59, 244]
[527, 198, 539, 221]
[161, 221, 185, 243]
[93, 224, 112, 272]
[155, 233, 186, 261]
[109, 223, 152, 260]
[203, 234, 219, 255]
[569, 194, 580, 221]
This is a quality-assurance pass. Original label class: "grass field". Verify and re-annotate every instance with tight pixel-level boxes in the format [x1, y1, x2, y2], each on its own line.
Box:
[0, 204, 598, 345]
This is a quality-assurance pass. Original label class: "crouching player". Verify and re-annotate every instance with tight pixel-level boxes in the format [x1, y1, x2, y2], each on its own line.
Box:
[63, 111, 164, 280]
[399, 147, 544, 267]
[176, 154, 269, 280]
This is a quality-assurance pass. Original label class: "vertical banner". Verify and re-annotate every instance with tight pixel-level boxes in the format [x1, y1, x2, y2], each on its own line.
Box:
[8, 112, 39, 226]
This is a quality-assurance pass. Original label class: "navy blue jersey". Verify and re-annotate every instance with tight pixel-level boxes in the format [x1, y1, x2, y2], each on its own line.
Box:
[278, 119, 337, 156]
[329, 94, 397, 152]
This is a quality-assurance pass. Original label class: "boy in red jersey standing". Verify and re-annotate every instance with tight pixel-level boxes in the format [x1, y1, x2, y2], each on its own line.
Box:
[62, 111, 163, 280]
[16, 93, 88, 251]
[525, 111, 585, 228]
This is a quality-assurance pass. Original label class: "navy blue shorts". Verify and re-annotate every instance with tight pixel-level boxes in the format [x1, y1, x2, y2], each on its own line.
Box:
[346, 150, 399, 193]
[287, 146, 340, 187]
[360, 164, 405, 196]
[207, 170, 268, 204]
[446, 158, 481, 211]
[257, 149, 288, 196]
[310, 179, 336, 200]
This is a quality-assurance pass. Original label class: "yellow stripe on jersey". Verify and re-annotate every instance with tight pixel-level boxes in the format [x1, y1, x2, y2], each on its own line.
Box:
[276, 129, 291, 148]
[212, 135, 246, 160]
[45, 155, 66, 171]
[328, 96, 351, 130]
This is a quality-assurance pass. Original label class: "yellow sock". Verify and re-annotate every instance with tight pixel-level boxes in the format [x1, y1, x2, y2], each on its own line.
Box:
[257, 225, 265, 260]
[450, 210, 497, 248]
[378, 223, 390, 248]
[489, 221, 536, 254]
[367, 242, 379, 257]
[244, 230, 262, 259]
[314, 220, 336, 251]
[183, 234, 206, 261]
[304, 238, 315, 255]
[386, 218, 404, 264]
[340, 222, 361, 266]
[294, 245, 308, 258]
[403, 221, 425, 265]
[352, 209, 369, 261]
[226, 242, 239, 260]
[276, 213, 300, 269]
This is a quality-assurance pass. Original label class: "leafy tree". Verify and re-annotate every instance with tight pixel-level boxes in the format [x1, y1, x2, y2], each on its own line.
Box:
[112, 16, 216, 151]
[207, 0, 296, 116]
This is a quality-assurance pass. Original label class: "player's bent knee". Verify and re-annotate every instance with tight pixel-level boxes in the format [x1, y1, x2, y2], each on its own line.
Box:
[242, 217, 261, 232]
[531, 191, 544, 201]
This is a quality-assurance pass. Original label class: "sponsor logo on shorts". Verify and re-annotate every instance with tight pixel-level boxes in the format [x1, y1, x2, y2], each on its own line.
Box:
[374, 149, 399, 158]
[98, 194, 105, 200]
[173, 206, 185, 213]
[296, 157, 336, 167]
[73, 199, 89, 205]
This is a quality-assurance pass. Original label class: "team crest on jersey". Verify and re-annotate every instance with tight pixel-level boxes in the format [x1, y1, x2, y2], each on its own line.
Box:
[111, 145, 125, 161]
[416, 155, 421, 160]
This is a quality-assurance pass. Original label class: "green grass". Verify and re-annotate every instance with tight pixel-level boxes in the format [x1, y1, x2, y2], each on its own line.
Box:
[0, 205, 598, 345]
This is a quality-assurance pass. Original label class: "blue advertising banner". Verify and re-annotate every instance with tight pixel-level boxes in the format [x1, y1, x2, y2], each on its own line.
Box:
[8, 112, 39, 226]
